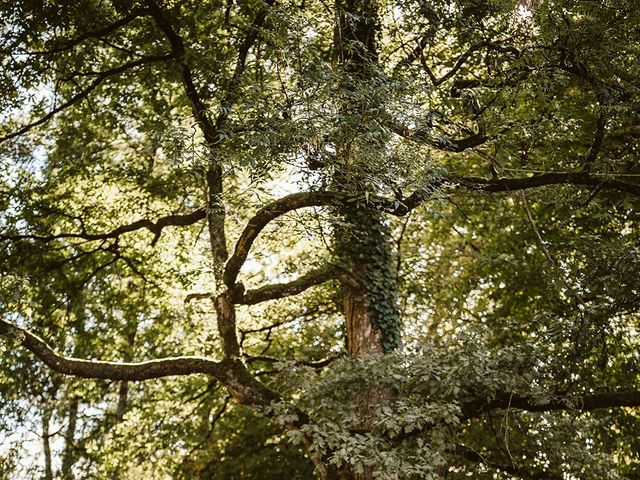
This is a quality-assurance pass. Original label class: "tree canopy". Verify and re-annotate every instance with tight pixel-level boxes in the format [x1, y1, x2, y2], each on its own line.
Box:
[1, 0, 640, 478]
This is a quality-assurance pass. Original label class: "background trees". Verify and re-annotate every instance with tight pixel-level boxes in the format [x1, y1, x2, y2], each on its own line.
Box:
[1, 0, 640, 478]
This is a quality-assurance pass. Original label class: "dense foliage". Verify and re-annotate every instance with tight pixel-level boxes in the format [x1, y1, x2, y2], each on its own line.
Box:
[1, 0, 640, 478]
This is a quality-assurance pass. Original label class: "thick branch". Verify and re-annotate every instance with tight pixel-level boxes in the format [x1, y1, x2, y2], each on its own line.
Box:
[240, 264, 342, 305]
[0, 317, 278, 406]
[0, 318, 224, 381]
[463, 390, 640, 418]
[456, 172, 640, 196]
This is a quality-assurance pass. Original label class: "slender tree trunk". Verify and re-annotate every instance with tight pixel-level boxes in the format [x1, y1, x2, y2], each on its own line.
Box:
[115, 326, 136, 422]
[115, 379, 129, 421]
[61, 398, 78, 480]
[110, 322, 137, 480]
[42, 406, 53, 480]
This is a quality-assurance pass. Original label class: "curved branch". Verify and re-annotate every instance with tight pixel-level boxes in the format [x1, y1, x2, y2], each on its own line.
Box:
[223, 192, 339, 288]
[1, 208, 206, 246]
[29, 8, 151, 55]
[388, 121, 488, 152]
[240, 264, 343, 305]
[219, 171, 640, 286]
[0, 317, 279, 406]
[0, 318, 223, 381]
[2, 316, 315, 461]
[0, 53, 173, 143]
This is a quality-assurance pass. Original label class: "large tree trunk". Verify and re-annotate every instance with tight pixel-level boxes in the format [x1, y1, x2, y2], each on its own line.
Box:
[334, 0, 401, 353]
[333, 209, 400, 480]
[332, 1, 401, 478]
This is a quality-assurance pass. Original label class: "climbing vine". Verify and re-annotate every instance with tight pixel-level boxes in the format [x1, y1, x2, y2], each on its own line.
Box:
[335, 206, 402, 351]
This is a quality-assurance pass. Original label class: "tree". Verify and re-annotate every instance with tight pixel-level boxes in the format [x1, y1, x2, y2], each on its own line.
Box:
[1, 0, 640, 478]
